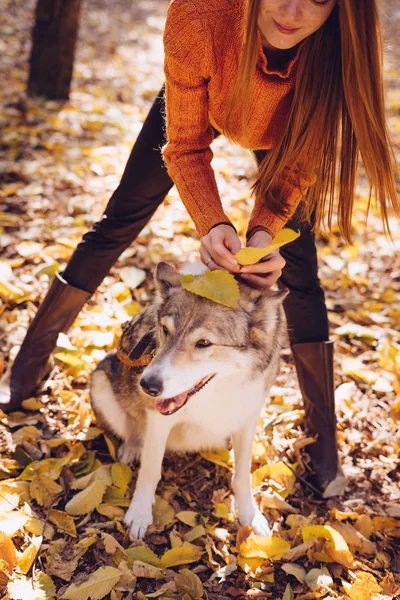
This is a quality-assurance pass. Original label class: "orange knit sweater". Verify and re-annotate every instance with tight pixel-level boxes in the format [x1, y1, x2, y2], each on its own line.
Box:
[161, 0, 314, 239]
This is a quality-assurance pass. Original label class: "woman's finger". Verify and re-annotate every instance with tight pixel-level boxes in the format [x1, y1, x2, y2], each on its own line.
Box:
[211, 240, 241, 272]
[199, 243, 222, 270]
[241, 254, 285, 274]
[241, 270, 282, 289]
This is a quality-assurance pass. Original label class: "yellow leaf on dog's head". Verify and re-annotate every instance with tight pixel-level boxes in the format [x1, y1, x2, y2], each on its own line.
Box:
[181, 271, 239, 309]
[159, 542, 203, 569]
[235, 228, 300, 265]
[65, 480, 107, 516]
[239, 535, 290, 560]
[61, 565, 121, 599]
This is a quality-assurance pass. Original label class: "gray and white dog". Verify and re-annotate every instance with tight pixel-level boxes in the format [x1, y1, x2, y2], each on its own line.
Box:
[90, 262, 287, 539]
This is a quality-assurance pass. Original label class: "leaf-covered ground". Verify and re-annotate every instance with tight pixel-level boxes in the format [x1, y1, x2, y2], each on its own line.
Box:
[0, 1, 399, 599]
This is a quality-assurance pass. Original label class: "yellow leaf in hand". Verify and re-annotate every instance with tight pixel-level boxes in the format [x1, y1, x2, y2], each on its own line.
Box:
[181, 271, 239, 309]
[235, 228, 300, 265]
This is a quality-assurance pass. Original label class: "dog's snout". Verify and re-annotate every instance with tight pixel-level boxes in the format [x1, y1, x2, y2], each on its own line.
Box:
[140, 375, 163, 397]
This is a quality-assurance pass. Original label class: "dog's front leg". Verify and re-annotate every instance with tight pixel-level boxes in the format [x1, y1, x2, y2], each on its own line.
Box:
[124, 411, 172, 539]
[231, 411, 271, 536]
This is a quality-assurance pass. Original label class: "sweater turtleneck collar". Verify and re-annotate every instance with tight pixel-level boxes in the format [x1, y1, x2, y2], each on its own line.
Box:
[256, 27, 301, 79]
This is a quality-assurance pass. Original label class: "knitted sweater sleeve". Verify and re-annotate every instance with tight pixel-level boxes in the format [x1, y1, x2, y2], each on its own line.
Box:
[247, 163, 317, 238]
[161, 0, 233, 238]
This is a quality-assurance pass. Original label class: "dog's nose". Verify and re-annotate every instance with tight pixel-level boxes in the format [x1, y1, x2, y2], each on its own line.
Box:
[140, 375, 163, 397]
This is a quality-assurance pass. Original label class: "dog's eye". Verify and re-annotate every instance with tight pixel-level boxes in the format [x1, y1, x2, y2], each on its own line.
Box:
[162, 325, 169, 336]
[196, 339, 212, 348]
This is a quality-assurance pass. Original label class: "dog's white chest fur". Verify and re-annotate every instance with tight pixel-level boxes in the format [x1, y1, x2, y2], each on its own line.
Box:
[165, 374, 265, 453]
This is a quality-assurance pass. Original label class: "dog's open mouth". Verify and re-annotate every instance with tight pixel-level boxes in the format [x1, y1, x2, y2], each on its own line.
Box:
[154, 374, 216, 416]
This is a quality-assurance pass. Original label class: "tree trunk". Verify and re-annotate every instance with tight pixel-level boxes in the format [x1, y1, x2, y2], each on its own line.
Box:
[28, 0, 82, 100]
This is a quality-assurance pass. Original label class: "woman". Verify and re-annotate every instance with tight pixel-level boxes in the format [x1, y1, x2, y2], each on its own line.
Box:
[1, 0, 398, 494]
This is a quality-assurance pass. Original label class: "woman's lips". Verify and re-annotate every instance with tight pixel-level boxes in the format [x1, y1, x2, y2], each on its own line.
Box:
[273, 19, 301, 34]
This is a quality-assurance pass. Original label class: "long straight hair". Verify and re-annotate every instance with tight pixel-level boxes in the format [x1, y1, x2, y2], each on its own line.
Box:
[222, 0, 399, 242]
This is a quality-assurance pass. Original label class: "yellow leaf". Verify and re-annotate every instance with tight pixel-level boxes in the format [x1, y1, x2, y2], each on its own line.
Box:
[17, 536, 42, 574]
[0, 531, 16, 573]
[65, 480, 107, 515]
[174, 568, 204, 599]
[302, 525, 349, 551]
[0, 481, 30, 505]
[239, 535, 290, 560]
[372, 516, 400, 532]
[200, 448, 233, 470]
[125, 546, 161, 567]
[96, 504, 125, 519]
[330, 509, 359, 521]
[0, 511, 29, 536]
[354, 514, 373, 538]
[21, 398, 45, 411]
[34, 571, 56, 598]
[235, 228, 300, 265]
[213, 503, 234, 520]
[48, 509, 77, 537]
[181, 271, 239, 309]
[54, 351, 86, 368]
[152, 496, 175, 529]
[104, 434, 118, 460]
[183, 525, 206, 542]
[30, 475, 63, 507]
[176, 511, 200, 527]
[252, 462, 296, 498]
[111, 463, 132, 495]
[344, 571, 382, 600]
[61, 566, 121, 600]
[237, 554, 265, 575]
[159, 543, 203, 569]
[71, 465, 112, 490]
[102, 486, 130, 507]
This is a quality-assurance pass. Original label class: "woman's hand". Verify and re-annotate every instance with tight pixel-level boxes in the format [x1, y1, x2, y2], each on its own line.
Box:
[200, 224, 241, 272]
[240, 230, 285, 289]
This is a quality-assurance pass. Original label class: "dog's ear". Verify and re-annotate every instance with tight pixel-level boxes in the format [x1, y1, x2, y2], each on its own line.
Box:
[155, 262, 181, 297]
[239, 284, 289, 312]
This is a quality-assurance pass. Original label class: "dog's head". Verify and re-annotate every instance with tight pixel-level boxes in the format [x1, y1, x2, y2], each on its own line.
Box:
[138, 262, 288, 415]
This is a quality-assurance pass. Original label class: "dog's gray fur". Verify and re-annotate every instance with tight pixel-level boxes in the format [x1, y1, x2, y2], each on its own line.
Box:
[90, 262, 287, 538]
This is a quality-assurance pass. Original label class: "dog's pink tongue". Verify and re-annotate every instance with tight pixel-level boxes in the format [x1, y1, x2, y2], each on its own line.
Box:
[154, 392, 188, 415]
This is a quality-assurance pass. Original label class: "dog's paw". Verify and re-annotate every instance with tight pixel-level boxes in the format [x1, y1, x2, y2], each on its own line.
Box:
[124, 502, 153, 539]
[247, 509, 272, 536]
[238, 505, 272, 536]
[117, 443, 138, 464]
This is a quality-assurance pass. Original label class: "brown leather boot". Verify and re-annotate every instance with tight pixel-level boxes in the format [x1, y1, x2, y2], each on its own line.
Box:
[0, 273, 91, 413]
[291, 340, 346, 496]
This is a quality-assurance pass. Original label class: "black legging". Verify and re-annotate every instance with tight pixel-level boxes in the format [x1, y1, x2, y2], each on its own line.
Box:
[63, 84, 329, 345]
